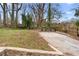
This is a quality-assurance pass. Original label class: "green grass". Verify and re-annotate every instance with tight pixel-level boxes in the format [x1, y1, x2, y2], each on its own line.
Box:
[0, 28, 53, 51]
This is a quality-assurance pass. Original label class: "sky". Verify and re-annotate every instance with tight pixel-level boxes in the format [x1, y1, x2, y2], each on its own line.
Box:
[58, 3, 78, 22]
[0, 3, 79, 23]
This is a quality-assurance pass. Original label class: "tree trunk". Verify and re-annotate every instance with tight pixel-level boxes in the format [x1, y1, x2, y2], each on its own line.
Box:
[15, 3, 22, 27]
[3, 3, 7, 26]
[11, 3, 15, 27]
[16, 10, 18, 27]
[15, 4, 18, 27]
[47, 3, 52, 31]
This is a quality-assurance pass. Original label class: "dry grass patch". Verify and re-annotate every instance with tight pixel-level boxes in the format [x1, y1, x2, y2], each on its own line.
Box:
[0, 29, 53, 51]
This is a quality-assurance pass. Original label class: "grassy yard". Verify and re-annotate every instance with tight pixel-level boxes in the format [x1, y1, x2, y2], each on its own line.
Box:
[0, 28, 53, 51]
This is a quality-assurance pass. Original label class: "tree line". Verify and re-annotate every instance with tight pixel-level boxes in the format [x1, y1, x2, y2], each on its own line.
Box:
[0, 3, 62, 30]
[0, 3, 79, 33]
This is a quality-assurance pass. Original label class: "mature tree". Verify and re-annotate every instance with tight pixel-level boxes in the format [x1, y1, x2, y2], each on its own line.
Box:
[15, 3, 22, 27]
[47, 3, 52, 31]
[0, 3, 7, 26]
[21, 4, 27, 28]
[30, 3, 45, 28]
[47, 3, 62, 31]
[8, 3, 22, 27]
[11, 3, 15, 27]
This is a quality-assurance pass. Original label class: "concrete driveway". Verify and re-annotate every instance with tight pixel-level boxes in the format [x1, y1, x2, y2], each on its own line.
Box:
[39, 32, 79, 56]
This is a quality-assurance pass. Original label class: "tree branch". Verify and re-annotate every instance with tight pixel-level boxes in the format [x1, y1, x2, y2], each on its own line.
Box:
[17, 3, 22, 11]
[0, 3, 4, 10]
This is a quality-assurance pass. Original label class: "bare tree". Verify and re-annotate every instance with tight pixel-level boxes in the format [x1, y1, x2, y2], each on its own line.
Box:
[0, 3, 7, 26]
[10, 3, 15, 27]
[15, 3, 22, 26]
[30, 3, 45, 28]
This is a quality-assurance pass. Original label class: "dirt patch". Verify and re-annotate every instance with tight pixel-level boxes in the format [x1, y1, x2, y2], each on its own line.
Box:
[0, 47, 63, 56]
